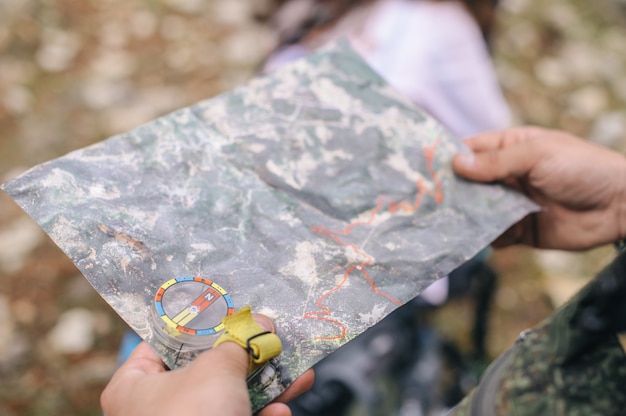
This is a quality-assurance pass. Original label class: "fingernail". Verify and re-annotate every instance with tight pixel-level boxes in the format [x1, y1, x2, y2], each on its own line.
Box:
[455, 153, 474, 169]
[253, 314, 276, 333]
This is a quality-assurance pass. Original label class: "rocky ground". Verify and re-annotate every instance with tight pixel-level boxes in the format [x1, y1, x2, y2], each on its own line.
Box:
[1, 0, 625, 414]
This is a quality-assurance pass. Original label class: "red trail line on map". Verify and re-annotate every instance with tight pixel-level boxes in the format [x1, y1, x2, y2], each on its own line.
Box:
[304, 140, 443, 340]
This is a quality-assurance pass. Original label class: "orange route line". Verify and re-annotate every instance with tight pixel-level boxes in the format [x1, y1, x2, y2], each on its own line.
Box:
[305, 139, 443, 341]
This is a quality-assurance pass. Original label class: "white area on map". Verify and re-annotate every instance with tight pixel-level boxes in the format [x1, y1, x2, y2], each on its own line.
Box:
[359, 303, 387, 325]
[49, 215, 83, 252]
[88, 184, 121, 200]
[248, 143, 266, 153]
[322, 149, 353, 166]
[256, 306, 279, 320]
[190, 242, 216, 251]
[294, 153, 318, 187]
[311, 78, 356, 113]
[281, 241, 319, 285]
[314, 125, 333, 144]
[354, 209, 393, 227]
[335, 273, 349, 287]
[386, 152, 423, 183]
[266, 160, 300, 190]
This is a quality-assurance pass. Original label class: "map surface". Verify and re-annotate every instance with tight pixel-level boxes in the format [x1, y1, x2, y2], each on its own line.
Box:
[2, 41, 536, 410]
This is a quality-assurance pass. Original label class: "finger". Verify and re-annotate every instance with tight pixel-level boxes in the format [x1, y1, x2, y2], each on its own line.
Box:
[491, 223, 525, 248]
[461, 126, 543, 152]
[453, 138, 543, 183]
[491, 214, 540, 248]
[258, 402, 292, 416]
[118, 342, 168, 375]
[199, 341, 250, 379]
[252, 313, 276, 333]
[272, 369, 315, 404]
[256, 369, 315, 416]
[462, 130, 512, 152]
[101, 342, 167, 414]
[192, 313, 278, 380]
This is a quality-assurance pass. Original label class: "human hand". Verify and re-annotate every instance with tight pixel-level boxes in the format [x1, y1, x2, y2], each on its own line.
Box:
[452, 126, 626, 250]
[101, 315, 314, 416]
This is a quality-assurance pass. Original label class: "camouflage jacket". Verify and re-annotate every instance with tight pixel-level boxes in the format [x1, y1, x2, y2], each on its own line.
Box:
[452, 249, 626, 416]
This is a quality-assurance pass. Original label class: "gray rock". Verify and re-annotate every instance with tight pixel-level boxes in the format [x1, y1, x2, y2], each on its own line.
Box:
[0, 216, 45, 274]
[47, 308, 95, 355]
[590, 111, 626, 149]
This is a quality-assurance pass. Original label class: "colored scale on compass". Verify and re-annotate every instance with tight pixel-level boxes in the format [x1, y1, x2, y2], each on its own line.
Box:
[154, 276, 234, 336]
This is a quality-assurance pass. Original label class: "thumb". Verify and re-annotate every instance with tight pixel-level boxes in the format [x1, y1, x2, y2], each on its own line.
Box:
[452, 142, 538, 183]
[191, 313, 276, 379]
[178, 314, 277, 416]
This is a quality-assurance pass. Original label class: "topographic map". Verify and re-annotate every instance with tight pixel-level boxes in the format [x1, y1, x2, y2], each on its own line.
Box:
[2, 41, 536, 410]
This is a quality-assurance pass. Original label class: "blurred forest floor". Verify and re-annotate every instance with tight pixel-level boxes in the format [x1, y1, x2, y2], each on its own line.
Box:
[1, 0, 626, 414]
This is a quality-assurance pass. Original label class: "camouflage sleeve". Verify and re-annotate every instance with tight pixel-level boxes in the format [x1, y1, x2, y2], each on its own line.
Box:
[451, 250, 626, 416]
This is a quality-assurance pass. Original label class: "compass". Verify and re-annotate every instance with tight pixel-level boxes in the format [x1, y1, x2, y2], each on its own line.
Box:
[151, 276, 234, 349]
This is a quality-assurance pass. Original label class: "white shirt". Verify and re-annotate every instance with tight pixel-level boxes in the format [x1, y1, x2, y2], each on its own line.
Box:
[264, 0, 511, 138]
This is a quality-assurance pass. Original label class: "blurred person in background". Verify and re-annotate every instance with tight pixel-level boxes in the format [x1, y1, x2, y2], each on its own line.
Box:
[263, 0, 509, 140]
